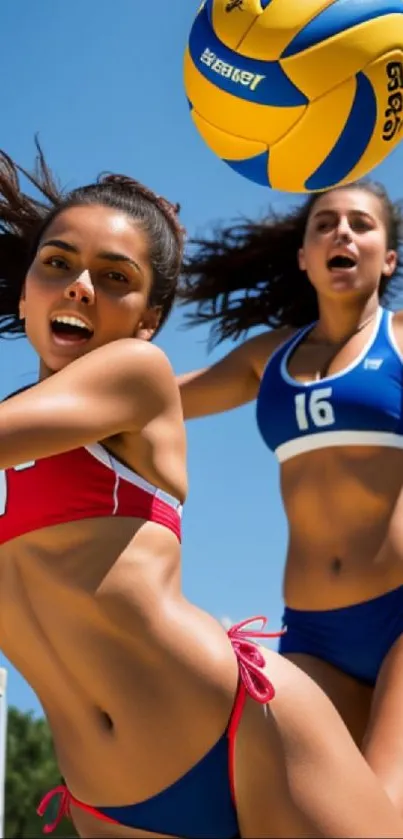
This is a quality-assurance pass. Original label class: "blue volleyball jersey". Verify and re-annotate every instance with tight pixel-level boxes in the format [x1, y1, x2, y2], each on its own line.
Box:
[256, 308, 403, 463]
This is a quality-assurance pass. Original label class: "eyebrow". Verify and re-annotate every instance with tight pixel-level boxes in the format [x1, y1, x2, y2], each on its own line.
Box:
[40, 239, 143, 273]
[41, 238, 78, 253]
[313, 209, 373, 219]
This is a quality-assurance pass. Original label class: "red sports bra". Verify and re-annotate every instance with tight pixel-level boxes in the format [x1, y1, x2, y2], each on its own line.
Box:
[0, 443, 182, 544]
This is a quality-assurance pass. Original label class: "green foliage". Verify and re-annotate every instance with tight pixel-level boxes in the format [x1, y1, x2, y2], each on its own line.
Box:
[5, 708, 77, 838]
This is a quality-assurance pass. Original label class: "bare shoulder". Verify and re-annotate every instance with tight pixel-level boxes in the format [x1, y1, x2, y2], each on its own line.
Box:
[87, 338, 174, 379]
[391, 309, 403, 350]
[49, 338, 177, 400]
[387, 309, 403, 362]
[241, 326, 298, 379]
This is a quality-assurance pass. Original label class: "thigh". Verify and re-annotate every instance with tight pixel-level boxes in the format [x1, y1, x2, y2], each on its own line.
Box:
[283, 652, 373, 746]
[235, 650, 403, 839]
[362, 633, 403, 814]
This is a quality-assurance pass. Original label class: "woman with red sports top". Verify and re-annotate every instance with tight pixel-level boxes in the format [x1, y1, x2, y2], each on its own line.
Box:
[0, 145, 402, 839]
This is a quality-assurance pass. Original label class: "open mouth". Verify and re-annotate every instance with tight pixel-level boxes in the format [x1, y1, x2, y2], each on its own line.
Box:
[50, 315, 94, 343]
[327, 255, 357, 271]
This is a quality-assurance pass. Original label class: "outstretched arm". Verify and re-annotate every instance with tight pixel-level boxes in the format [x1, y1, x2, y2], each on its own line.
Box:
[177, 331, 279, 420]
[0, 339, 175, 469]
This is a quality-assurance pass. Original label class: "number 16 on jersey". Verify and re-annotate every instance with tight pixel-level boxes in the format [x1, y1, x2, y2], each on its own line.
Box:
[294, 387, 335, 432]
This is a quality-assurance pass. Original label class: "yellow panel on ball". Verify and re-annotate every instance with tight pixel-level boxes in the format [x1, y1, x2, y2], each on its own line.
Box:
[210, 0, 264, 50]
[338, 50, 403, 185]
[184, 0, 403, 192]
[239, 0, 336, 61]
[184, 47, 305, 144]
[191, 110, 268, 161]
[269, 77, 355, 192]
[282, 15, 403, 100]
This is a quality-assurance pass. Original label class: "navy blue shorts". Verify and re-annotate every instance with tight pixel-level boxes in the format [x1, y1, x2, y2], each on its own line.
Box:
[279, 585, 403, 685]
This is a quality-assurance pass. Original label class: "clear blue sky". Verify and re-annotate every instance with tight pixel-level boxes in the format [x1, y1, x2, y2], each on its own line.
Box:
[1, 0, 403, 715]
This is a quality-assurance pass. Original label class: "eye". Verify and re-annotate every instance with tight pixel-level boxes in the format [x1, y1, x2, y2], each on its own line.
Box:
[105, 270, 128, 283]
[316, 220, 333, 232]
[44, 256, 70, 270]
[351, 217, 373, 232]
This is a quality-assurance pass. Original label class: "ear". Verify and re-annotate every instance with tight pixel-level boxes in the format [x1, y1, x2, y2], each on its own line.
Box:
[298, 247, 306, 271]
[136, 306, 162, 341]
[19, 286, 26, 320]
[383, 249, 398, 278]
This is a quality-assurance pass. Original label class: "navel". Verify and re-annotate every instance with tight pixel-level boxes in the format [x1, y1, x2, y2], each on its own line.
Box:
[97, 708, 114, 732]
[330, 557, 343, 575]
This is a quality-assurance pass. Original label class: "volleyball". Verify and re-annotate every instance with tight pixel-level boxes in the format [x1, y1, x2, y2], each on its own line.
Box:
[184, 0, 403, 193]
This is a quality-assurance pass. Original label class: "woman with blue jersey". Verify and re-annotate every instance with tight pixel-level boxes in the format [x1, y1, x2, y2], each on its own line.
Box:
[177, 180, 403, 814]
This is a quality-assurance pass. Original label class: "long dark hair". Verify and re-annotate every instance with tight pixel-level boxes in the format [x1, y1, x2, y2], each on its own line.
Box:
[179, 181, 403, 346]
[0, 138, 185, 338]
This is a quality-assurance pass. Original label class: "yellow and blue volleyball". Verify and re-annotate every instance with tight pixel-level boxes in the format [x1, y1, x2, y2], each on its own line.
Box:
[184, 0, 403, 192]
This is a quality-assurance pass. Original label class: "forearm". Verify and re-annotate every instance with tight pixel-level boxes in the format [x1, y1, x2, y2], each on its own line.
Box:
[177, 360, 257, 420]
[177, 368, 227, 420]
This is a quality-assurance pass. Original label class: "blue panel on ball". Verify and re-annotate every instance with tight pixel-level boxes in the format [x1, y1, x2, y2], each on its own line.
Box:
[305, 72, 376, 191]
[224, 150, 271, 186]
[189, 4, 307, 106]
[204, 0, 214, 26]
[260, 0, 273, 7]
[282, 0, 403, 58]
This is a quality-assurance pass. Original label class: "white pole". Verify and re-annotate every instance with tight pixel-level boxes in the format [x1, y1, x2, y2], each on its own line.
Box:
[0, 668, 8, 839]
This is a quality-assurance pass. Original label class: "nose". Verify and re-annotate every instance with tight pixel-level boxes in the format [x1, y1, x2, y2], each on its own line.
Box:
[64, 270, 95, 305]
[334, 216, 352, 243]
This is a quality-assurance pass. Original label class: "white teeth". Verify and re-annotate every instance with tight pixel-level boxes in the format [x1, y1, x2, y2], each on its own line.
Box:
[52, 315, 91, 331]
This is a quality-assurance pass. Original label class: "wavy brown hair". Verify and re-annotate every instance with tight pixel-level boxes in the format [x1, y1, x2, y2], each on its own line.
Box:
[0, 138, 185, 338]
[179, 181, 403, 346]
